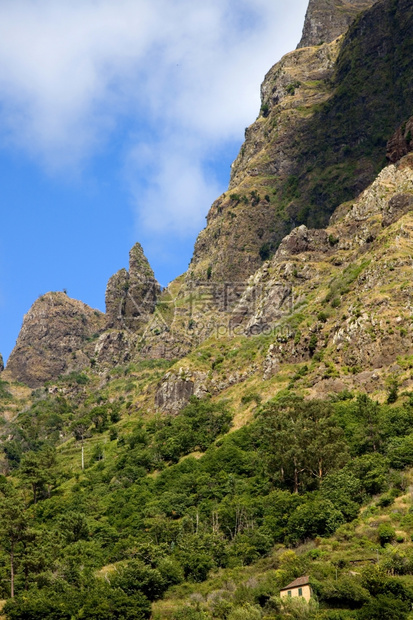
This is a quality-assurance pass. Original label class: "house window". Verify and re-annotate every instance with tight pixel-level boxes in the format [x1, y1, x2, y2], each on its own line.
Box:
[288, 591, 292, 597]
[298, 588, 303, 597]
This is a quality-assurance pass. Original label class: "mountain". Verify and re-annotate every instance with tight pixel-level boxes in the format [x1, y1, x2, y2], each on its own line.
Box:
[5, 0, 413, 388]
[1, 1, 413, 618]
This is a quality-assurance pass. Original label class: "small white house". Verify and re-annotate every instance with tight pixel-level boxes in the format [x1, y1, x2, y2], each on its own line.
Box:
[280, 575, 312, 602]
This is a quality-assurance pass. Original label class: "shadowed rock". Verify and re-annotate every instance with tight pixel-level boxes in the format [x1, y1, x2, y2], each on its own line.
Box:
[387, 117, 413, 165]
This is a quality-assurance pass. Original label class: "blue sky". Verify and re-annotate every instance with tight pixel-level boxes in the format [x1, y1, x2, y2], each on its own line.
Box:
[0, 0, 308, 363]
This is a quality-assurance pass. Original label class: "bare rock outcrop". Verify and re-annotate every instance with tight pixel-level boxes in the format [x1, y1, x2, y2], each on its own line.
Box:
[382, 193, 413, 228]
[387, 117, 413, 164]
[155, 368, 209, 414]
[105, 243, 161, 332]
[277, 226, 331, 257]
[297, 0, 376, 48]
[6, 292, 105, 387]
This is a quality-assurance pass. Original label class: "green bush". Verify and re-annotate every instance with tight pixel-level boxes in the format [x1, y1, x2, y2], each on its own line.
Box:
[377, 523, 396, 546]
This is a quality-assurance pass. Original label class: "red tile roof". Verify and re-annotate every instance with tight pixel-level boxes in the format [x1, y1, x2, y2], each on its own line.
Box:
[280, 576, 310, 591]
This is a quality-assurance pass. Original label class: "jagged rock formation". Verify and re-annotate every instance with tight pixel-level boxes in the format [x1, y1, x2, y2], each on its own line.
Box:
[190, 39, 341, 282]
[154, 150, 413, 411]
[6, 292, 105, 388]
[297, 0, 376, 48]
[105, 242, 161, 332]
[190, 0, 413, 282]
[0, 353, 3, 373]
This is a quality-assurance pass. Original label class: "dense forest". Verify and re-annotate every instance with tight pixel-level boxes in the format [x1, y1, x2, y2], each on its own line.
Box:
[1, 370, 413, 619]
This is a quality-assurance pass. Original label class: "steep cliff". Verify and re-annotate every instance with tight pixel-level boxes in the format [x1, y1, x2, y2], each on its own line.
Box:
[297, 0, 376, 48]
[189, 0, 413, 282]
[5, 292, 105, 387]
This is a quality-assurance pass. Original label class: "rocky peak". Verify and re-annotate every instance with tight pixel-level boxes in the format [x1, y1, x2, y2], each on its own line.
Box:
[297, 0, 376, 48]
[6, 292, 105, 388]
[105, 242, 161, 331]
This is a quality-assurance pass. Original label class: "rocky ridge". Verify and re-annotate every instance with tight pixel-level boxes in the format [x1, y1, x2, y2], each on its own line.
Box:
[152, 150, 413, 412]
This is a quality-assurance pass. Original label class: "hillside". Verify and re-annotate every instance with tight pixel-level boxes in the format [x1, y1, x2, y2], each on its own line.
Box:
[1, 0, 413, 618]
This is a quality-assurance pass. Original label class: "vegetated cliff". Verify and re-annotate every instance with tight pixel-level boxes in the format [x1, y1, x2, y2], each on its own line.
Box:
[152, 143, 413, 414]
[5, 292, 105, 388]
[297, 0, 376, 48]
[190, 0, 413, 282]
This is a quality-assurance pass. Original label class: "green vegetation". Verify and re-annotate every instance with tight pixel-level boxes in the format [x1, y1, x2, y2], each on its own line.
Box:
[0, 386, 413, 618]
[325, 261, 370, 304]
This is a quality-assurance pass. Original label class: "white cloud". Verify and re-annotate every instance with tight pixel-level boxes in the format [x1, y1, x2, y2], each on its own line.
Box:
[128, 135, 222, 237]
[0, 0, 308, 234]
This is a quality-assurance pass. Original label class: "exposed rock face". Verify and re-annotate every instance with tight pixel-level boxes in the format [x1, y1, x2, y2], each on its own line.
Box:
[105, 243, 161, 332]
[6, 292, 105, 388]
[155, 368, 209, 414]
[0, 353, 3, 373]
[155, 364, 258, 414]
[189, 0, 413, 283]
[94, 331, 134, 368]
[277, 226, 331, 256]
[382, 193, 413, 228]
[387, 117, 413, 164]
[297, 0, 376, 48]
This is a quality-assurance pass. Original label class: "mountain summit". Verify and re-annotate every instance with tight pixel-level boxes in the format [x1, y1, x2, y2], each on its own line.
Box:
[297, 0, 377, 48]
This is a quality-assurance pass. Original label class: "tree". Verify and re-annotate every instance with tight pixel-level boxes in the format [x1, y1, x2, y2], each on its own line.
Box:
[357, 595, 409, 620]
[0, 486, 28, 597]
[19, 447, 56, 503]
[354, 394, 382, 453]
[257, 396, 348, 493]
[287, 498, 344, 544]
[71, 418, 91, 470]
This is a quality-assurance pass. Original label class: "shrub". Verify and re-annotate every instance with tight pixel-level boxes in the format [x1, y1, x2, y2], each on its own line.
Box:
[259, 243, 271, 261]
[357, 594, 409, 619]
[308, 334, 318, 355]
[287, 499, 344, 544]
[377, 523, 396, 546]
